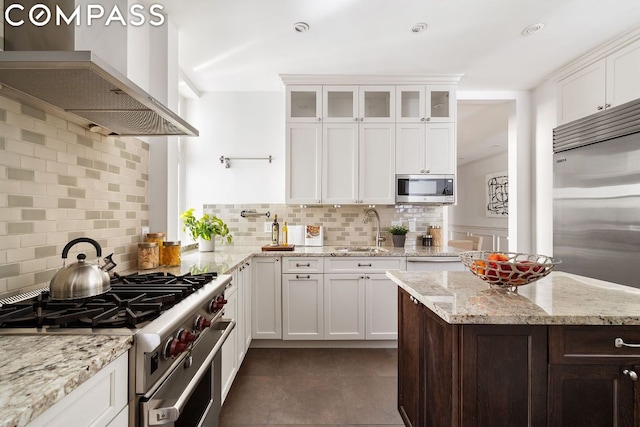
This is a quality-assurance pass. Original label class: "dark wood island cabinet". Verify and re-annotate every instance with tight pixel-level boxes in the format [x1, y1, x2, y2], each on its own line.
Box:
[392, 270, 640, 427]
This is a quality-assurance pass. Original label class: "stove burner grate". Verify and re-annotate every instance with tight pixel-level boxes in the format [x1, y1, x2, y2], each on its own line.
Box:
[0, 271, 219, 329]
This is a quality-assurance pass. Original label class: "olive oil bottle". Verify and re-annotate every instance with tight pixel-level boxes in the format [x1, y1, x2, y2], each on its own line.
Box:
[271, 214, 280, 246]
[282, 221, 289, 246]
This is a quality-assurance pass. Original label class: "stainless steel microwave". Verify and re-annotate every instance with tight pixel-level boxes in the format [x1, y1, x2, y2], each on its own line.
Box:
[395, 174, 455, 204]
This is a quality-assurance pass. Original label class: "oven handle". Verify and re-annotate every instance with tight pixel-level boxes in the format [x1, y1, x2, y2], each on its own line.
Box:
[148, 319, 235, 425]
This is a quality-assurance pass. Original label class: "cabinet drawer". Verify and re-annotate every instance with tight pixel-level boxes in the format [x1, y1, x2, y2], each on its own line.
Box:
[550, 325, 640, 363]
[282, 257, 323, 273]
[324, 257, 405, 273]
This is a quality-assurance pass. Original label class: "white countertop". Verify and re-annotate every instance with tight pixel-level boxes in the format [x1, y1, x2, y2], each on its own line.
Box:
[387, 269, 640, 325]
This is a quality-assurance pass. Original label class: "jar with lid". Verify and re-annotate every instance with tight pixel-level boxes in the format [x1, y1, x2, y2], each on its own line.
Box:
[146, 232, 165, 264]
[428, 226, 442, 247]
[163, 241, 181, 267]
[423, 234, 433, 247]
[138, 242, 159, 270]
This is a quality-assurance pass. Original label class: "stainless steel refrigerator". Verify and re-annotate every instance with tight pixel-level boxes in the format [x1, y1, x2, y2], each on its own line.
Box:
[553, 98, 640, 288]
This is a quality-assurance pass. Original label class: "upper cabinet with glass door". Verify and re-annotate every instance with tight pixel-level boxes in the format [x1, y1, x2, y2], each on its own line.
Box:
[359, 86, 395, 123]
[323, 86, 395, 123]
[287, 86, 322, 122]
[396, 84, 456, 123]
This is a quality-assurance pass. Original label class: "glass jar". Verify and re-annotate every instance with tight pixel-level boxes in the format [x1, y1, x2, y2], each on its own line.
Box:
[146, 232, 165, 264]
[138, 242, 159, 270]
[163, 241, 181, 267]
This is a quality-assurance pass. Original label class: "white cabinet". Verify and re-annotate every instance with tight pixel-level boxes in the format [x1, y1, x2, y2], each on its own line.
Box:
[365, 273, 398, 340]
[396, 85, 456, 123]
[322, 122, 395, 204]
[282, 273, 324, 340]
[323, 85, 359, 122]
[27, 352, 128, 427]
[287, 86, 322, 122]
[324, 273, 366, 340]
[240, 260, 252, 350]
[557, 60, 607, 125]
[221, 276, 238, 402]
[252, 256, 282, 339]
[557, 38, 640, 125]
[285, 123, 322, 204]
[323, 257, 405, 341]
[396, 122, 455, 175]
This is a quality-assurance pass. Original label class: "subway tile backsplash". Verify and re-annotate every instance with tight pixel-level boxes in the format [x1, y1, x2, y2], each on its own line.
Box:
[203, 204, 443, 247]
[0, 96, 149, 297]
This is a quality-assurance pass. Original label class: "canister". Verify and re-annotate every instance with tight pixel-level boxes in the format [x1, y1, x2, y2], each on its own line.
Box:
[146, 232, 165, 264]
[163, 241, 181, 267]
[428, 226, 442, 247]
[138, 242, 159, 270]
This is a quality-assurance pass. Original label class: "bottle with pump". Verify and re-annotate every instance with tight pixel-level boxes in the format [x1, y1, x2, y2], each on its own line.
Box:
[272, 214, 280, 246]
[282, 221, 289, 246]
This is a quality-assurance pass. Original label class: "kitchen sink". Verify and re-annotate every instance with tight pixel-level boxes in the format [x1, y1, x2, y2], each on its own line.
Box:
[333, 246, 389, 253]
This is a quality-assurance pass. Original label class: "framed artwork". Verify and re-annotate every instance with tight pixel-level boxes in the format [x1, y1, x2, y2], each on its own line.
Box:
[486, 171, 508, 217]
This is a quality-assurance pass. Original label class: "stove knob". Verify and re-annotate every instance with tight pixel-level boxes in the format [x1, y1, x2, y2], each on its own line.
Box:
[194, 315, 212, 331]
[208, 295, 228, 313]
[176, 329, 196, 344]
[163, 338, 188, 359]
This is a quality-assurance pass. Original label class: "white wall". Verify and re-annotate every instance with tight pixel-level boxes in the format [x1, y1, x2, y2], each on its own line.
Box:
[184, 91, 285, 211]
[450, 151, 509, 229]
[532, 80, 557, 256]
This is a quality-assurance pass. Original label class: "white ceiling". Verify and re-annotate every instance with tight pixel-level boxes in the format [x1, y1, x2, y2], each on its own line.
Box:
[160, 0, 640, 93]
[156, 0, 640, 163]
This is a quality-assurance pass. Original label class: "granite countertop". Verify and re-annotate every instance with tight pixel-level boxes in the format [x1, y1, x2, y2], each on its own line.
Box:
[136, 244, 465, 276]
[0, 335, 132, 427]
[387, 269, 640, 325]
[0, 244, 460, 426]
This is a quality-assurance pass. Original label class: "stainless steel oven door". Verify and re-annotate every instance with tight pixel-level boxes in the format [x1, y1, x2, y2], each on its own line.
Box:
[140, 320, 235, 427]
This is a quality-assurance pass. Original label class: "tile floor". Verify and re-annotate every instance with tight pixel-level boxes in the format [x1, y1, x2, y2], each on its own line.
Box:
[220, 347, 404, 427]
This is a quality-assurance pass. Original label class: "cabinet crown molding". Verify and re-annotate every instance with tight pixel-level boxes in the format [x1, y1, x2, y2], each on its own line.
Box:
[280, 74, 463, 85]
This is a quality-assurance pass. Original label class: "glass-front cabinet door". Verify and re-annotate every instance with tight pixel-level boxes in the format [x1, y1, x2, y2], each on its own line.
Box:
[358, 86, 395, 123]
[426, 85, 456, 122]
[287, 86, 322, 122]
[396, 85, 426, 123]
[323, 86, 358, 123]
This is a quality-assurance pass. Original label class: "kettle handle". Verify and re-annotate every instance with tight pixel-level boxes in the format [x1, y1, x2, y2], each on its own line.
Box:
[61, 237, 102, 259]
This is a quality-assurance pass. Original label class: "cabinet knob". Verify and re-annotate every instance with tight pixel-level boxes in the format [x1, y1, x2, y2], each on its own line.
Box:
[597, 105, 604, 111]
[623, 369, 638, 381]
[421, 117, 426, 121]
[426, 117, 431, 122]
[425, 169, 430, 174]
[318, 117, 322, 121]
[605, 103, 611, 108]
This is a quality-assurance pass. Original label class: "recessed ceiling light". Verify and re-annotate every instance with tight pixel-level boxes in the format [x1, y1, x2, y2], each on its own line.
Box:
[294, 22, 310, 33]
[410, 23, 428, 33]
[521, 23, 545, 36]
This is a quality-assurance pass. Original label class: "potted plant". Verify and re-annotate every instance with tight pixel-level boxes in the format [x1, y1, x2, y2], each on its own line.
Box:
[180, 208, 232, 252]
[389, 224, 409, 248]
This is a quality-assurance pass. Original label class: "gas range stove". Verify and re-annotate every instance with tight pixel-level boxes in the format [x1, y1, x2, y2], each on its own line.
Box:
[0, 271, 221, 332]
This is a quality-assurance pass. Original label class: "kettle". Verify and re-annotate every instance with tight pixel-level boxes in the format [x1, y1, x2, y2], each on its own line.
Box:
[49, 237, 117, 300]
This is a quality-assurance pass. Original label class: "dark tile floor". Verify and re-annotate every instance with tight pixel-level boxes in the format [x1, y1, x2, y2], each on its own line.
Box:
[220, 347, 404, 427]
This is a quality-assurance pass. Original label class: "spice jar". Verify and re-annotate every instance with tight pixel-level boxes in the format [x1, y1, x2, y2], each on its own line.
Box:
[423, 234, 433, 247]
[146, 232, 165, 264]
[163, 241, 181, 267]
[138, 242, 159, 270]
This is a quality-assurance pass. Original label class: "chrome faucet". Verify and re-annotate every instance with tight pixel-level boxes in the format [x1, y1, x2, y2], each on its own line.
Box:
[362, 208, 386, 247]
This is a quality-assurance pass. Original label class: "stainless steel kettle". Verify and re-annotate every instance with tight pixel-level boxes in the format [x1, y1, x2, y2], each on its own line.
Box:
[49, 237, 117, 300]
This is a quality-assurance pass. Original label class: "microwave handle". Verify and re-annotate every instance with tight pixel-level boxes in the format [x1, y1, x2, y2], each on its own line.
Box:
[148, 320, 235, 425]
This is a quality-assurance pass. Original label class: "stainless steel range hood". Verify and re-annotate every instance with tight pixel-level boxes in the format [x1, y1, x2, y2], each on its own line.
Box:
[0, 2, 198, 137]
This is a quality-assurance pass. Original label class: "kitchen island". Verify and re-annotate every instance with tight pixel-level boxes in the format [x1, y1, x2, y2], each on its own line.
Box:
[387, 270, 640, 427]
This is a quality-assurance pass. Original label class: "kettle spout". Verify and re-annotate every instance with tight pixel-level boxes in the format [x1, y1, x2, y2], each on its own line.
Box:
[102, 253, 117, 273]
